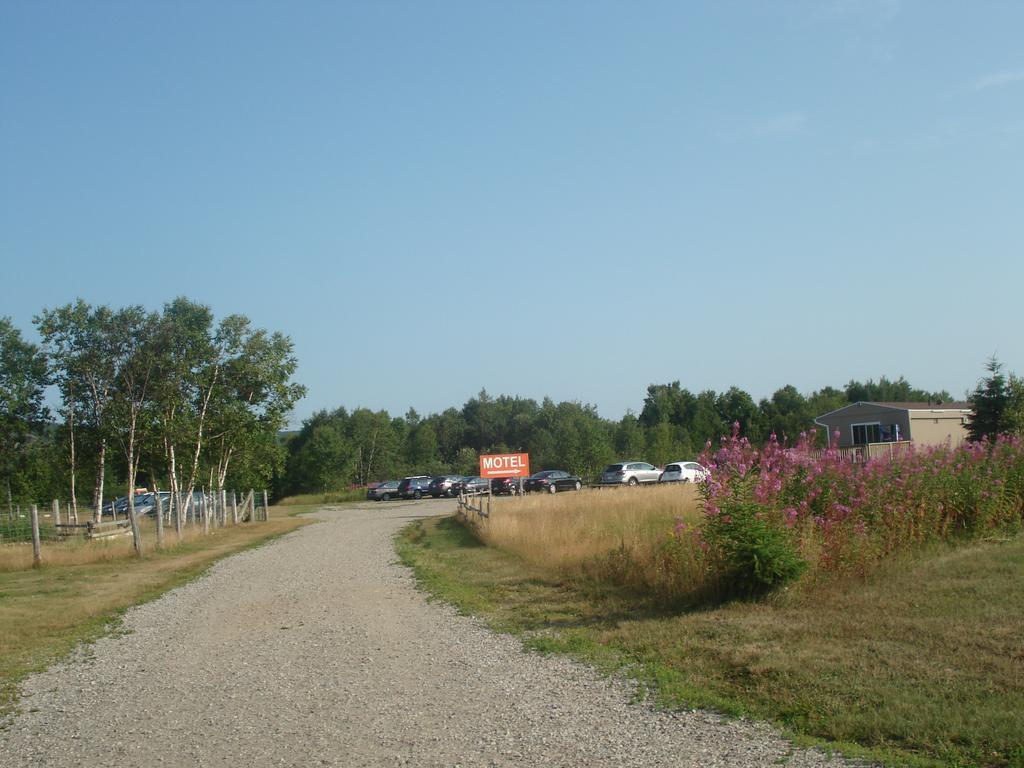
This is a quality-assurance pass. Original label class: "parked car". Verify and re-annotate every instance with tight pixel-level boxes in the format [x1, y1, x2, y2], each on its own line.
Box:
[658, 461, 709, 484]
[101, 491, 171, 517]
[427, 475, 464, 498]
[397, 476, 432, 500]
[490, 476, 524, 495]
[367, 480, 401, 501]
[524, 470, 583, 494]
[453, 476, 490, 495]
[598, 461, 661, 486]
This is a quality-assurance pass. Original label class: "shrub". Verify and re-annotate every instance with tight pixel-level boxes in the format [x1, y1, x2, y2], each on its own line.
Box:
[701, 475, 806, 598]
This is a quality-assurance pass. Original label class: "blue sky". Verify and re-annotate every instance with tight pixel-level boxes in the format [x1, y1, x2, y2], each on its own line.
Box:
[2, 1, 1022, 427]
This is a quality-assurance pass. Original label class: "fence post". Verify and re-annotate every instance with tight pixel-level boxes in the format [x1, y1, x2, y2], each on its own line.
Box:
[262, 490, 269, 521]
[202, 491, 210, 534]
[53, 499, 61, 527]
[155, 493, 165, 549]
[31, 504, 42, 568]
[170, 492, 179, 541]
[231, 492, 238, 525]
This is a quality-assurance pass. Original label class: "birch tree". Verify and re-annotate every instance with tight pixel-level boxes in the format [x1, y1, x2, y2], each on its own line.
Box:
[206, 322, 304, 492]
[179, 313, 242, 523]
[150, 298, 214, 537]
[36, 301, 120, 521]
[107, 306, 160, 557]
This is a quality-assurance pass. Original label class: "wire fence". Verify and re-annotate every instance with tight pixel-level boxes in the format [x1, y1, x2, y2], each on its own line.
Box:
[0, 516, 61, 543]
[0, 490, 270, 547]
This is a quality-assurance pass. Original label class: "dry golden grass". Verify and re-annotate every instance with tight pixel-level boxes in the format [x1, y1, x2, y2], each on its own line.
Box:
[0, 515, 269, 572]
[474, 484, 703, 587]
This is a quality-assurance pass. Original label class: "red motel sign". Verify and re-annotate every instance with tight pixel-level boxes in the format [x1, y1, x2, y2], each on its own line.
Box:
[479, 453, 530, 478]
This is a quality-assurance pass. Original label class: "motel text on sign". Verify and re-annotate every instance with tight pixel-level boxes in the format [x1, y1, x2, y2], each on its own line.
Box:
[478, 453, 531, 478]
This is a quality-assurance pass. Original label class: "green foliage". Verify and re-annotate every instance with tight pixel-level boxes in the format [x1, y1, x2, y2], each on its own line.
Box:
[844, 375, 951, 405]
[702, 479, 807, 598]
[967, 356, 1024, 441]
[3, 433, 67, 505]
[406, 421, 442, 471]
[715, 387, 763, 444]
[453, 447, 478, 476]
[758, 385, 812, 446]
[614, 412, 646, 458]
[0, 317, 50, 503]
[8, 300, 966, 504]
[278, 373, 963, 496]
[28, 299, 304, 507]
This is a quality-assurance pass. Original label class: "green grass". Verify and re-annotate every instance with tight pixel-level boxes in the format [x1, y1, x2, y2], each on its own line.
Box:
[0, 513, 309, 720]
[0, 517, 56, 544]
[275, 489, 369, 505]
[397, 516, 1024, 768]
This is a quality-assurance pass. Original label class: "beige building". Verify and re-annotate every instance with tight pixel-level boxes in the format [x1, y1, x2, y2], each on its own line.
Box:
[813, 401, 973, 449]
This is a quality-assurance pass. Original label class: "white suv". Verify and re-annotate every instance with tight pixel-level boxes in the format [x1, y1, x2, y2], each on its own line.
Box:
[598, 461, 661, 486]
[658, 461, 709, 483]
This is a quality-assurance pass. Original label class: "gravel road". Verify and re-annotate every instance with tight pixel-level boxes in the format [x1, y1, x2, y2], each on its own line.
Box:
[2, 501, 869, 767]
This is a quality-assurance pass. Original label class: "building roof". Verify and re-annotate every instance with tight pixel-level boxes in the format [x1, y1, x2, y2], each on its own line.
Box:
[872, 401, 972, 411]
[815, 401, 973, 420]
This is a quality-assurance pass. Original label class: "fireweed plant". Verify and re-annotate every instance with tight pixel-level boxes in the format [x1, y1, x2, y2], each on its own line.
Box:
[685, 424, 1024, 597]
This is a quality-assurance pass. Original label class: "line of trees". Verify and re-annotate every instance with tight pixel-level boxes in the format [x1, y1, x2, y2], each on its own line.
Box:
[281, 376, 958, 495]
[6, 305, 1018, 510]
[0, 299, 305, 555]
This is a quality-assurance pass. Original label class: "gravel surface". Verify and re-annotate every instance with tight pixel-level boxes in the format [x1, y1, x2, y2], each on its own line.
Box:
[2, 501, 871, 767]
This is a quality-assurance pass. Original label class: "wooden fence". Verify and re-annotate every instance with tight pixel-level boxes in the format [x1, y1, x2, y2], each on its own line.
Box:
[456, 487, 490, 520]
[5, 490, 272, 566]
[809, 441, 916, 463]
[54, 519, 132, 540]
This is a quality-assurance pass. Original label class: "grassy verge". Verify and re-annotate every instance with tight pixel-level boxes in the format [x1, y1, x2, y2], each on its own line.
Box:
[397, 515, 1024, 768]
[0, 511, 310, 719]
[276, 489, 368, 505]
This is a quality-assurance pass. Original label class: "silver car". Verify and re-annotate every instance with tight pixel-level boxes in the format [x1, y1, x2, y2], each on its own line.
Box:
[598, 461, 661, 486]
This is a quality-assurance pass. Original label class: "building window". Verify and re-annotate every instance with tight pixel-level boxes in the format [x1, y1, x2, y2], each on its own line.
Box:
[852, 423, 880, 445]
[851, 422, 901, 445]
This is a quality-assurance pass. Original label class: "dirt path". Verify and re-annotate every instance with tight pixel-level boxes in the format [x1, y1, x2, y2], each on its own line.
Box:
[2, 502, 865, 767]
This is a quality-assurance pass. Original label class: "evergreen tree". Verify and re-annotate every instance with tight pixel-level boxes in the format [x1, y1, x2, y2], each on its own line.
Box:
[967, 357, 1024, 441]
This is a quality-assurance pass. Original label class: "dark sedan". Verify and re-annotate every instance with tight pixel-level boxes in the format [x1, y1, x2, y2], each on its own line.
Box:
[490, 476, 524, 495]
[524, 470, 583, 494]
[366, 480, 400, 501]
